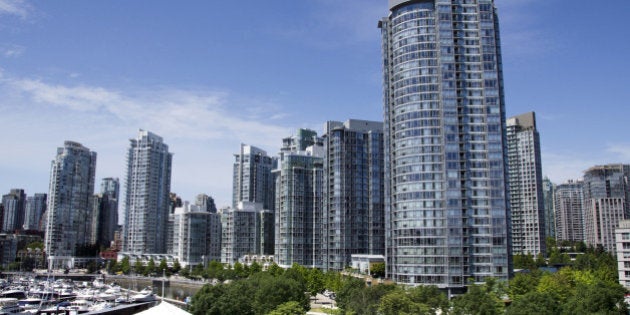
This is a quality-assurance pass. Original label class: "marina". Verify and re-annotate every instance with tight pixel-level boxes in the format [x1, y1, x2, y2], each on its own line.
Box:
[0, 273, 181, 314]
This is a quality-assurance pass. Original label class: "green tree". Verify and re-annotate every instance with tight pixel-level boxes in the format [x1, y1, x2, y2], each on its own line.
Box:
[120, 256, 130, 275]
[26, 241, 44, 250]
[268, 263, 284, 277]
[370, 262, 385, 278]
[192, 264, 205, 278]
[206, 260, 224, 279]
[250, 261, 262, 275]
[133, 260, 144, 276]
[452, 283, 503, 315]
[408, 285, 449, 313]
[189, 280, 256, 315]
[548, 251, 570, 265]
[513, 254, 537, 270]
[146, 258, 156, 275]
[306, 268, 325, 296]
[563, 281, 627, 315]
[234, 262, 246, 278]
[107, 259, 118, 274]
[323, 271, 344, 292]
[536, 268, 574, 303]
[379, 290, 431, 315]
[335, 276, 366, 312]
[159, 258, 168, 275]
[251, 273, 309, 315]
[172, 259, 181, 274]
[505, 291, 561, 315]
[179, 268, 190, 278]
[267, 301, 306, 315]
[508, 271, 541, 299]
[341, 284, 397, 315]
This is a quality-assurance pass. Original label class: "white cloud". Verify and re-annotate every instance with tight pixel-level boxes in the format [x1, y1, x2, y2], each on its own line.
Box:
[1, 44, 24, 57]
[0, 74, 296, 206]
[606, 144, 630, 161]
[0, 0, 30, 18]
[542, 152, 594, 183]
[542, 143, 630, 185]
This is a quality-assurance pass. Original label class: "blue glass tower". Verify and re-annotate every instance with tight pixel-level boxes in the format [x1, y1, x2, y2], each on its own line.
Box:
[380, 0, 511, 288]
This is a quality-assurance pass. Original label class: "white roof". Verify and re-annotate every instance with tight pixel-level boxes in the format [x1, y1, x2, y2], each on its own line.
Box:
[135, 301, 191, 315]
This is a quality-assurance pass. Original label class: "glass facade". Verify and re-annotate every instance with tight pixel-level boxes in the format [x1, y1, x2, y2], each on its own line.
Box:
[45, 141, 97, 260]
[220, 202, 264, 264]
[380, 0, 511, 287]
[554, 180, 584, 243]
[274, 129, 324, 268]
[24, 193, 46, 232]
[123, 130, 172, 254]
[542, 177, 555, 239]
[583, 164, 630, 253]
[171, 203, 222, 266]
[506, 112, 546, 255]
[322, 120, 385, 271]
[232, 144, 277, 211]
[2, 189, 26, 233]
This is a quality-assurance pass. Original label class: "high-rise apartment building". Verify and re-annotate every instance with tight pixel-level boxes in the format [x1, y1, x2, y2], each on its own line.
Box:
[220, 202, 271, 264]
[24, 193, 46, 232]
[123, 130, 172, 254]
[542, 177, 555, 240]
[554, 180, 584, 243]
[379, 0, 511, 287]
[506, 112, 546, 255]
[583, 164, 630, 253]
[195, 194, 218, 213]
[171, 202, 222, 266]
[2, 189, 26, 233]
[322, 120, 385, 271]
[615, 220, 630, 288]
[233, 144, 276, 210]
[99, 178, 119, 247]
[45, 141, 97, 265]
[274, 129, 324, 268]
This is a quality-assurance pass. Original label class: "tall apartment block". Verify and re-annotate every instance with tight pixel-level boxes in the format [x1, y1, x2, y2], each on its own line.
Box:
[195, 194, 218, 213]
[2, 189, 26, 232]
[542, 177, 555, 240]
[233, 144, 276, 210]
[44, 141, 96, 266]
[322, 120, 385, 271]
[274, 129, 324, 268]
[379, 0, 511, 287]
[615, 220, 630, 288]
[24, 193, 46, 232]
[123, 130, 172, 254]
[506, 112, 546, 255]
[99, 178, 119, 247]
[220, 202, 272, 264]
[583, 164, 630, 253]
[554, 180, 584, 243]
[171, 202, 222, 266]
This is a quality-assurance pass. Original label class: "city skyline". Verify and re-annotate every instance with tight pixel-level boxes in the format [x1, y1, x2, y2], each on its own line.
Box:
[1, 0, 630, 208]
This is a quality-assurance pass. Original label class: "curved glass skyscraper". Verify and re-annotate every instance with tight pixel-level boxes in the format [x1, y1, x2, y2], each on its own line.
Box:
[380, 0, 511, 288]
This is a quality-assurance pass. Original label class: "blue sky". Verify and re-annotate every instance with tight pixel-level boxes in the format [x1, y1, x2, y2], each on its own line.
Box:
[1, 0, 629, 208]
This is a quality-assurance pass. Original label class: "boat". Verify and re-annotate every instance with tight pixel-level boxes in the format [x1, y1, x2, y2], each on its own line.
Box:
[0, 298, 20, 315]
[88, 301, 114, 312]
[66, 299, 93, 312]
[18, 297, 47, 311]
[129, 287, 156, 303]
[0, 290, 26, 300]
